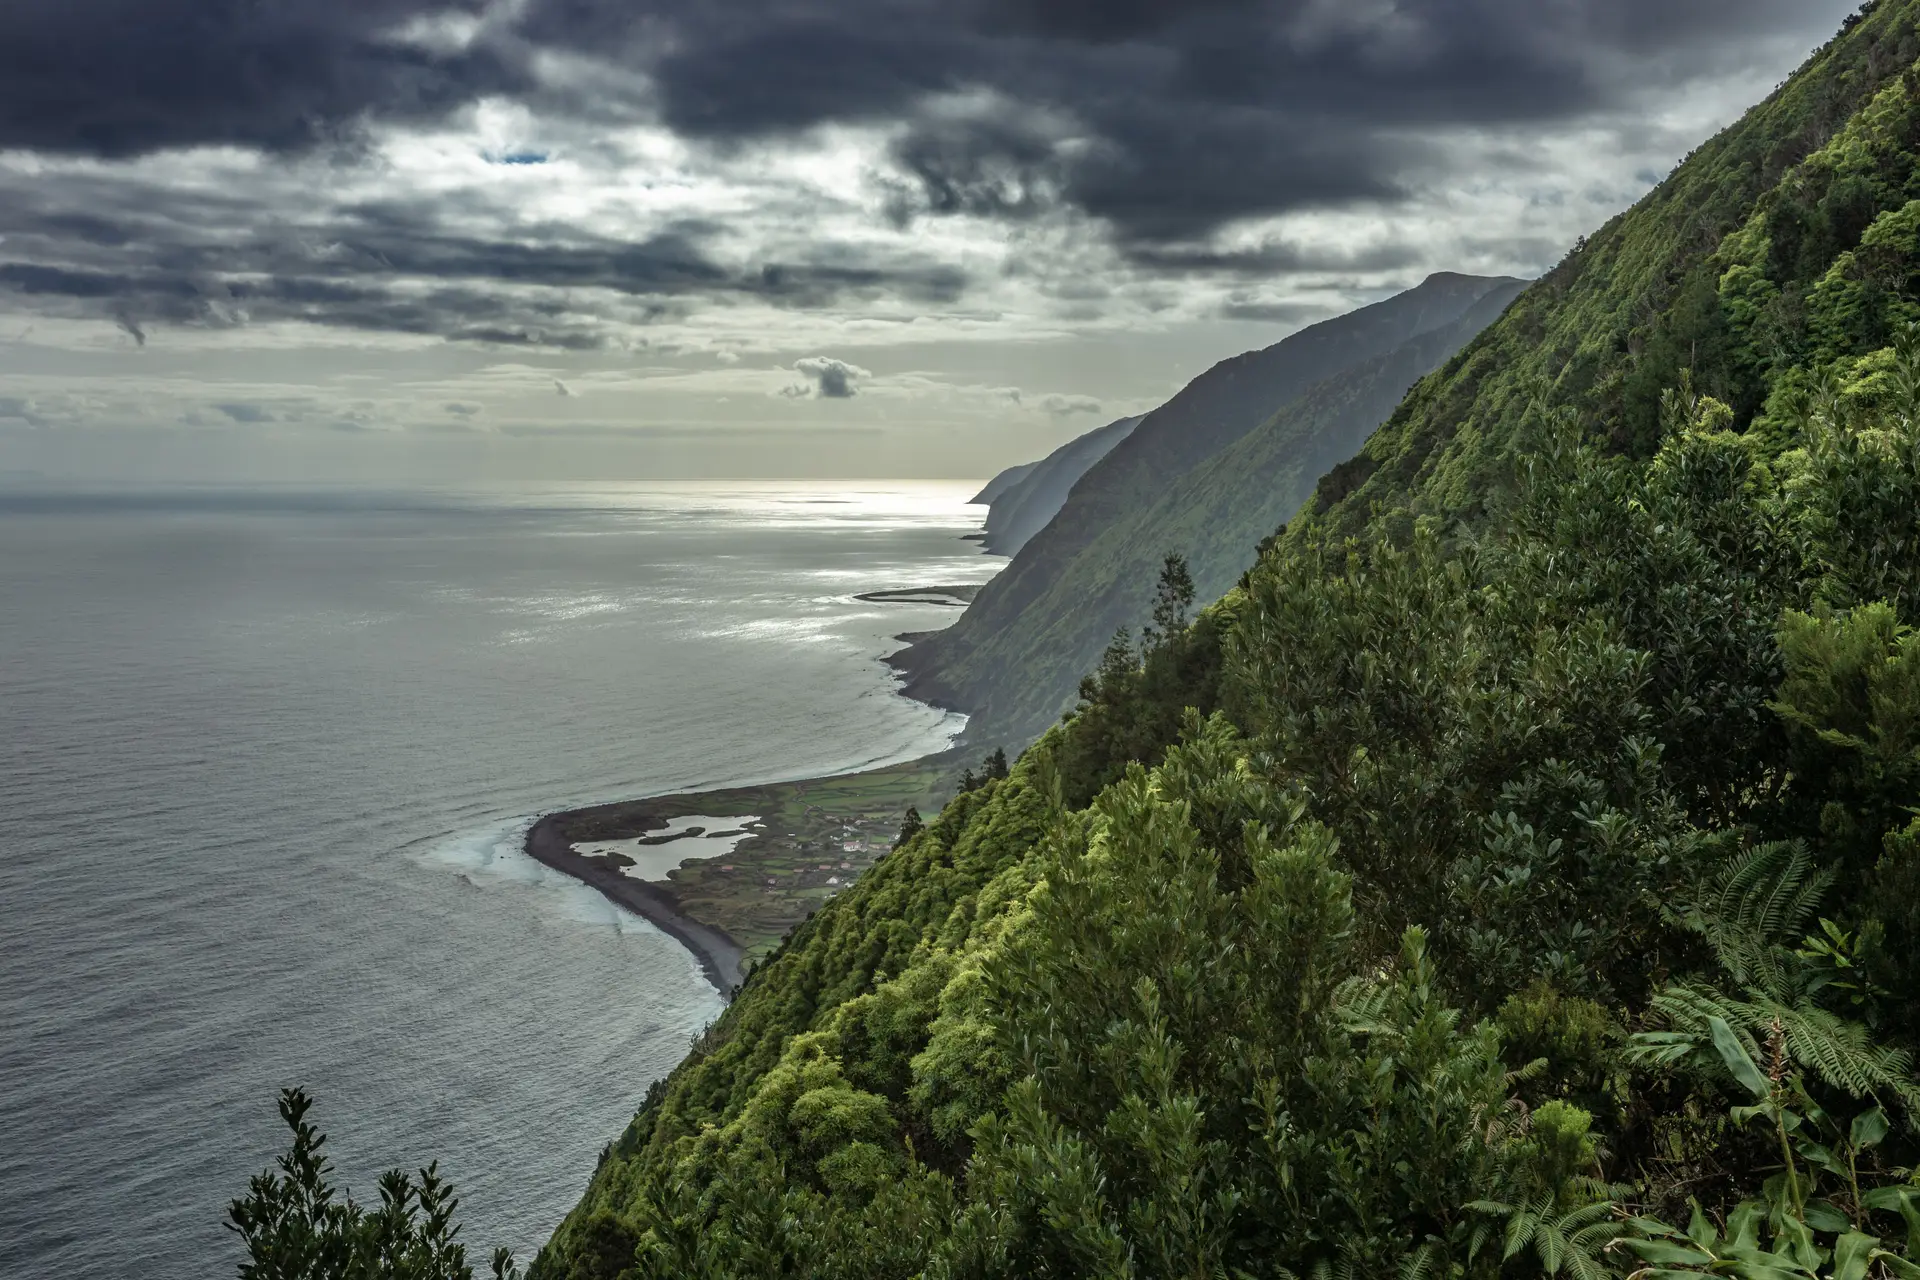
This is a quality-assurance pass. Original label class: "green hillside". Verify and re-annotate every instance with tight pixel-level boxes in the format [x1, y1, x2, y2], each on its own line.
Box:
[894, 272, 1525, 747]
[975, 414, 1142, 557]
[912, 279, 1525, 747]
[227, 5, 1920, 1278]
[1295, 1, 1920, 548]
[508, 5, 1920, 1276]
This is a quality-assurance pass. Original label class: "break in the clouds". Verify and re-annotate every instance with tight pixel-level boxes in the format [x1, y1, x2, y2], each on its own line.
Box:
[0, 0, 1866, 478]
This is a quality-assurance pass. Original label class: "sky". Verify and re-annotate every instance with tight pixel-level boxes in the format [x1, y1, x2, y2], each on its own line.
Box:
[0, 0, 1864, 483]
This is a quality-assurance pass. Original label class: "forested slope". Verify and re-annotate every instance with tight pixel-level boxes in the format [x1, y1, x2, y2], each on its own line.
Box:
[227, 5, 1920, 1277]
[897, 271, 1521, 747]
[919, 278, 1525, 746]
[520, 5, 1920, 1276]
[974, 414, 1142, 557]
[1293, 0, 1920, 547]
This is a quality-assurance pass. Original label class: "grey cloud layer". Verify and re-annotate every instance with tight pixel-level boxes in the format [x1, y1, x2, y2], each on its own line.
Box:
[0, 0, 1859, 348]
[0, 173, 970, 348]
[0, 0, 1851, 241]
[0, 0, 531, 156]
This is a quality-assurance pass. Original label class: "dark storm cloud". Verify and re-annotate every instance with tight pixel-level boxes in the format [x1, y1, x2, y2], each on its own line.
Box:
[576, 0, 1851, 246]
[2, 0, 1851, 209]
[0, 0, 1857, 345]
[0, 177, 974, 346]
[0, 0, 530, 155]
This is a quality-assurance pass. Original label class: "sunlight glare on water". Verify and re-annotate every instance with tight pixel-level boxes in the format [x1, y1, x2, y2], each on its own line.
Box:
[0, 478, 997, 1278]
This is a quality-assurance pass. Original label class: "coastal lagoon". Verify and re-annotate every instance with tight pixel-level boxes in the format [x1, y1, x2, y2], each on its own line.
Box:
[0, 480, 998, 1278]
[571, 816, 764, 882]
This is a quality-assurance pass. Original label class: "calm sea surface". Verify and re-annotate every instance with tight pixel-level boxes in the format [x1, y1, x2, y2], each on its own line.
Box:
[0, 480, 997, 1277]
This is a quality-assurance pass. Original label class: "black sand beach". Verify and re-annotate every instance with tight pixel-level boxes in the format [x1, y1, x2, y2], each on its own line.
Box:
[524, 812, 748, 993]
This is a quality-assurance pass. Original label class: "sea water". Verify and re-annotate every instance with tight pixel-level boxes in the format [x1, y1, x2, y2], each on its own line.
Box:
[0, 480, 998, 1277]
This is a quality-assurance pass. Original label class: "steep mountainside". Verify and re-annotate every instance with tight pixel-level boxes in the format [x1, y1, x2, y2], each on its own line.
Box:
[1292, 3, 1920, 548]
[967, 459, 1038, 507]
[897, 274, 1525, 746]
[974, 414, 1142, 556]
[515, 8, 1920, 1279]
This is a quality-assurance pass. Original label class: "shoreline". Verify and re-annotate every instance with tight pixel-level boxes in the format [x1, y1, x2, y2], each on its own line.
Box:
[521, 752, 964, 998]
[524, 810, 748, 994]
[853, 583, 983, 607]
[522, 581, 988, 998]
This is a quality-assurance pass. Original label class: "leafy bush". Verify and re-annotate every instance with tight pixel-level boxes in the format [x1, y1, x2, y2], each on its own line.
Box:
[229, 1090, 519, 1280]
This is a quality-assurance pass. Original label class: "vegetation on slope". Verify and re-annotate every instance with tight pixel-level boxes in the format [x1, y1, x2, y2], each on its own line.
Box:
[516, 353, 1920, 1275]
[918, 280, 1527, 746]
[974, 415, 1142, 557]
[230, 6, 1920, 1277]
[512, 8, 1920, 1272]
[1295, 0, 1920, 547]
[895, 272, 1525, 748]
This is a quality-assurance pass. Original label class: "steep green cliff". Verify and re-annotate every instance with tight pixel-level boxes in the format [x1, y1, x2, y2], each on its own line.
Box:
[895, 272, 1525, 749]
[906, 278, 1527, 747]
[1294, 1, 1920, 546]
[973, 415, 1142, 557]
[521, 6, 1920, 1277]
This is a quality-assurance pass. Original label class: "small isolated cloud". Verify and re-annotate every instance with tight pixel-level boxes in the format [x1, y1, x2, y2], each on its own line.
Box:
[214, 401, 273, 423]
[1036, 393, 1103, 418]
[552, 378, 575, 398]
[328, 404, 397, 432]
[113, 310, 145, 347]
[783, 356, 870, 400]
[444, 402, 482, 417]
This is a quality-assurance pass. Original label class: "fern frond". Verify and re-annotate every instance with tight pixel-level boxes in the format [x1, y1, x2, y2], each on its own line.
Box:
[1398, 1241, 1439, 1280]
[1636, 982, 1920, 1126]
[1690, 843, 1833, 987]
[1505, 1193, 1553, 1261]
[1333, 975, 1393, 1032]
[1776, 1004, 1920, 1116]
[1468, 1217, 1497, 1263]
[1536, 1216, 1569, 1274]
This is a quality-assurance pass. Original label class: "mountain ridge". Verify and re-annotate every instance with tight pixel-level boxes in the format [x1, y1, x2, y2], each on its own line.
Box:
[297, 5, 1920, 1276]
[972, 414, 1142, 557]
[896, 271, 1528, 746]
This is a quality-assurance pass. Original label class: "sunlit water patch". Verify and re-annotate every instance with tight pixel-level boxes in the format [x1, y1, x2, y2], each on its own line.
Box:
[0, 479, 997, 1278]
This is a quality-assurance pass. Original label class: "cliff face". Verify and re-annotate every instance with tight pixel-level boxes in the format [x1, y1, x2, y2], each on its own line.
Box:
[897, 272, 1527, 748]
[1286, 8, 1920, 553]
[968, 459, 1038, 507]
[973, 414, 1141, 557]
[535, 7, 1920, 1276]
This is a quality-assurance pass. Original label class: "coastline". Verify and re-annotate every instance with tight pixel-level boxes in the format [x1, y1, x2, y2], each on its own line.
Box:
[521, 581, 991, 998]
[520, 755, 957, 995]
[525, 809, 749, 993]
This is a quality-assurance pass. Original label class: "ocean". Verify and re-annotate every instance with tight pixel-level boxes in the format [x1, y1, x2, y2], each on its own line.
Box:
[0, 480, 998, 1277]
